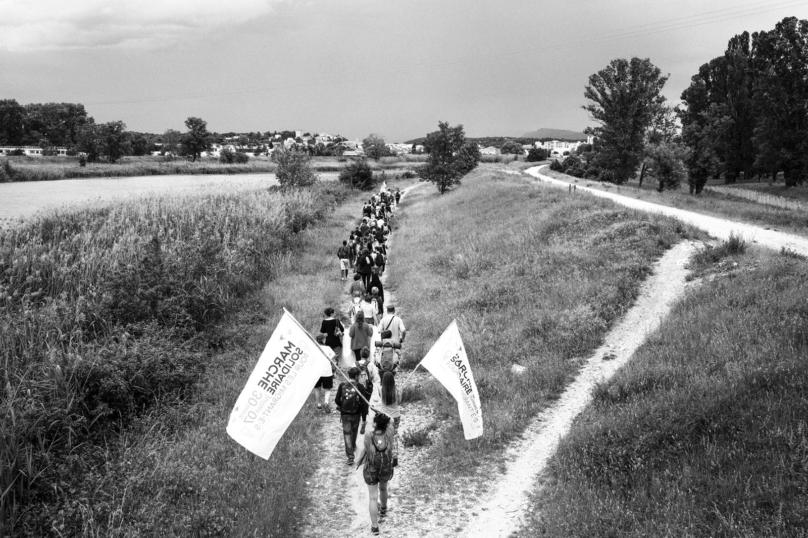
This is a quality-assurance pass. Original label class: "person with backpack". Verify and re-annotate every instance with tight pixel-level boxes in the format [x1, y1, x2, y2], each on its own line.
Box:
[374, 247, 385, 275]
[369, 287, 384, 322]
[394, 189, 401, 205]
[361, 412, 397, 535]
[356, 249, 374, 290]
[349, 312, 374, 363]
[337, 241, 352, 282]
[335, 367, 370, 465]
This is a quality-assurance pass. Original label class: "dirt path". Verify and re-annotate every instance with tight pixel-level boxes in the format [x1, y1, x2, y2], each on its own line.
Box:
[300, 183, 433, 538]
[462, 240, 697, 537]
[525, 165, 808, 256]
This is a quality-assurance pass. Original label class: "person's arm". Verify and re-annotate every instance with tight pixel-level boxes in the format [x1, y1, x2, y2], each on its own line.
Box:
[399, 319, 407, 343]
[396, 387, 402, 406]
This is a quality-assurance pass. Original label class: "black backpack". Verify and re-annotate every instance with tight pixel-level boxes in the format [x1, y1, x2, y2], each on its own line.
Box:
[341, 383, 361, 414]
[368, 429, 394, 480]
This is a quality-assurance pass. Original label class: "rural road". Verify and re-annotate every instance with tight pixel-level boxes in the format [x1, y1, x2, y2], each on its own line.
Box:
[526, 165, 808, 257]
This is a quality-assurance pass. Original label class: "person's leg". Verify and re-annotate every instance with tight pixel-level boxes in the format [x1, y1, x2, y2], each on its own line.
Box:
[314, 387, 323, 409]
[342, 415, 355, 461]
[354, 349, 362, 362]
[379, 480, 389, 514]
[348, 415, 360, 462]
[367, 484, 380, 528]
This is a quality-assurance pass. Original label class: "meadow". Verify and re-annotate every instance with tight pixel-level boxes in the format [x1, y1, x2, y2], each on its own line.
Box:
[0, 180, 363, 535]
[386, 166, 698, 492]
[519, 244, 808, 536]
[542, 168, 808, 237]
[709, 182, 808, 211]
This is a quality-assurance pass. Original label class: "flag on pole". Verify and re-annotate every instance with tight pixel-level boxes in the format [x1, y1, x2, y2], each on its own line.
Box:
[419, 320, 483, 440]
[380, 180, 387, 193]
[227, 310, 332, 459]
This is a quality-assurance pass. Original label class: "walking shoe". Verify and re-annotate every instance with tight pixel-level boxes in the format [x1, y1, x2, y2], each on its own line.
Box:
[323, 403, 332, 414]
[347, 457, 354, 465]
[371, 526, 380, 536]
[379, 506, 387, 521]
[316, 404, 321, 411]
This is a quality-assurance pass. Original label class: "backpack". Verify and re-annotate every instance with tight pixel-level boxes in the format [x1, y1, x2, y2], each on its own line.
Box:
[338, 246, 350, 259]
[375, 253, 385, 267]
[378, 342, 398, 373]
[368, 429, 394, 480]
[341, 383, 361, 414]
[356, 362, 373, 394]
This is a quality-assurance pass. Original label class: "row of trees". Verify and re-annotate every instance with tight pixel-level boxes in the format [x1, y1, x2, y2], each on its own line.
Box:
[573, 16, 807, 192]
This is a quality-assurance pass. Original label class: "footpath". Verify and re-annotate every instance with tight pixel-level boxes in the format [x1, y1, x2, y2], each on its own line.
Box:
[300, 184, 435, 538]
[525, 165, 808, 257]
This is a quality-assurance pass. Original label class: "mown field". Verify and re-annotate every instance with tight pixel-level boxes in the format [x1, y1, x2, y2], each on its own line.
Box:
[385, 167, 699, 495]
[542, 167, 808, 237]
[519, 244, 808, 536]
[0, 178, 398, 536]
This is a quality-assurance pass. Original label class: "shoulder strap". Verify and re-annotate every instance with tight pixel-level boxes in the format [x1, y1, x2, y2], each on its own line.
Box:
[384, 316, 395, 332]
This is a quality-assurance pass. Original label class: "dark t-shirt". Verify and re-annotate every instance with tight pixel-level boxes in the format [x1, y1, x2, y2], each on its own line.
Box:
[320, 318, 344, 349]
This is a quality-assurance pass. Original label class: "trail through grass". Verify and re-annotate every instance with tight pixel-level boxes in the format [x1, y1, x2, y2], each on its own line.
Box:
[519, 246, 808, 537]
[373, 166, 696, 535]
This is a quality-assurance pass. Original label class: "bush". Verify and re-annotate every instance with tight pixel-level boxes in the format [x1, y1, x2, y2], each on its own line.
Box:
[234, 151, 249, 164]
[339, 158, 375, 190]
[78, 154, 87, 167]
[274, 149, 318, 188]
[550, 158, 564, 171]
[0, 159, 15, 182]
[401, 422, 438, 447]
[526, 147, 549, 162]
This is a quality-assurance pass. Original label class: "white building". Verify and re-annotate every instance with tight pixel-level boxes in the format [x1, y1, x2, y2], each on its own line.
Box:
[0, 146, 69, 156]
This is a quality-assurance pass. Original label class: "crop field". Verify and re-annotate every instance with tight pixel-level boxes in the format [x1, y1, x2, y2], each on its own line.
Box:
[0, 180, 355, 535]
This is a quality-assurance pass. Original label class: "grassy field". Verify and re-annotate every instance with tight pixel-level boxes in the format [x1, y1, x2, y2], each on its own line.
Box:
[721, 181, 808, 202]
[519, 244, 808, 537]
[385, 168, 698, 489]
[0, 179, 386, 536]
[541, 168, 808, 237]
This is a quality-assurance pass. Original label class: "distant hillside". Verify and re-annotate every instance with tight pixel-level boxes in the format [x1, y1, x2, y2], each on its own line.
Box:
[404, 136, 540, 147]
[522, 128, 588, 141]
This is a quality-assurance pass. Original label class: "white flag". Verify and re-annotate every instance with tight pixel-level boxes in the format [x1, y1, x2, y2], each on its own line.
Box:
[420, 320, 483, 440]
[380, 180, 387, 193]
[227, 310, 333, 459]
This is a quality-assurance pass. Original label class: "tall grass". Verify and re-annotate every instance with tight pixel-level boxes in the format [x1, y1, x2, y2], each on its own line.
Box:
[386, 168, 695, 480]
[706, 184, 808, 212]
[521, 251, 808, 536]
[0, 156, 278, 182]
[0, 181, 351, 535]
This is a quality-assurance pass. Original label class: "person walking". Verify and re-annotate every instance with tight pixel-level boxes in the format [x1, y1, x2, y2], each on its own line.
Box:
[334, 367, 370, 465]
[378, 305, 406, 348]
[359, 294, 378, 326]
[313, 308, 344, 413]
[356, 249, 374, 290]
[349, 312, 374, 363]
[337, 241, 352, 282]
[349, 274, 366, 299]
[361, 412, 397, 535]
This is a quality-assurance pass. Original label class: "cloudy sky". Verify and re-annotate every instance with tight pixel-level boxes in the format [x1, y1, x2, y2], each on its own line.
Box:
[2, 0, 807, 141]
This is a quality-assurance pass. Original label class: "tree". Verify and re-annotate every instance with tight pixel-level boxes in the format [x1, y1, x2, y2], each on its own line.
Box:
[418, 122, 479, 194]
[500, 140, 525, 155]
[583, 57, 669, 183]
[76, 120, 131, 163]
[181, 117, 213, 162]
[0, 99, 25, 146]
[750, 17, 808, 186]
[338, 158, 374, 190]
[362, 133, 390, 160]
[273, 148, 318, 188]
[131, 135, 150, 156]
[643, 141, 689, 192]
[162, 129, 182, 157]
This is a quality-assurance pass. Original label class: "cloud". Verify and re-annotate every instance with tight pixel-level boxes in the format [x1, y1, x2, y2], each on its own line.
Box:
[0, 0, 285, 51]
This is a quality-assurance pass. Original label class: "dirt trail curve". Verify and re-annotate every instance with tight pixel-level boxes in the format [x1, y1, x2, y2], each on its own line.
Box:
[462, 240, 696, 537]
[526, 165, 808, 257]
[300, 183, 429, 538]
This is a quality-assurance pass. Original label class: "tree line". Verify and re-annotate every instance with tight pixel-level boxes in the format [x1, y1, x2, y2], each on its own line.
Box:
[560, 16, 807, 192]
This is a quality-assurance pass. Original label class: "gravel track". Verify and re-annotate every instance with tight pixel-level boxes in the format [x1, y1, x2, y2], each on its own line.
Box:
[526, 165, 808, 256]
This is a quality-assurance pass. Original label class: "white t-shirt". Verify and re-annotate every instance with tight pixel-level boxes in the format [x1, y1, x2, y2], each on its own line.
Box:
[360, 301, 376, 320]
[378, 314, 406, 343]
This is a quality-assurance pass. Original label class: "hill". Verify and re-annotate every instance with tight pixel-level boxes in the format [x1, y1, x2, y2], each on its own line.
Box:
[522, 128, 588, 140]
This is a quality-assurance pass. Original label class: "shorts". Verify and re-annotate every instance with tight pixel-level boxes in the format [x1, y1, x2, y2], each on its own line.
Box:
[315, 375, 333, 390]
[363, 466, 394, 486]
[340, 258, 350, 270]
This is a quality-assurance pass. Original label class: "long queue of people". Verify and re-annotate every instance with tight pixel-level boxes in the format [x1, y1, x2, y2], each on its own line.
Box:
[314, 187, 405, 536]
